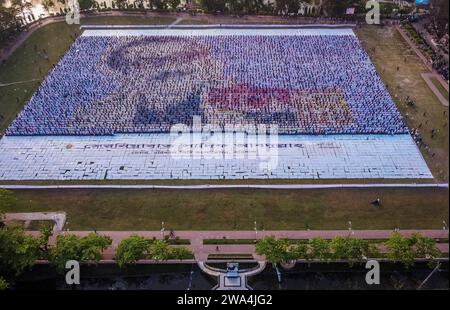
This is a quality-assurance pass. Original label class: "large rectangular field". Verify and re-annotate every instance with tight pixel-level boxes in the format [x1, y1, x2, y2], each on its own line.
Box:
[0, 27, 432, 181]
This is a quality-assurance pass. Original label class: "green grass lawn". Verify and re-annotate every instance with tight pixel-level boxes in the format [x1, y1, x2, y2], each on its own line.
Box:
[0, 22, 80, 132]
[356, 26, 449, 183]
[79, 15, 175, 25]
[4, 188, 448, 231]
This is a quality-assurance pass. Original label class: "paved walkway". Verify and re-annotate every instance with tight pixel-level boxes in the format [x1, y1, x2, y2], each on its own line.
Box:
[166, 17, 185, 29]
[421, 73, 449, 107]
[5, 212, 66, 232]
[0, 79, 40, 88]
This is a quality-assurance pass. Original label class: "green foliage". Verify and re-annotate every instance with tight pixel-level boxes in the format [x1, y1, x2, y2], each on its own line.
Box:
[386, 233, 415, 268]
[330, 236, 379, 265]
[168, 0, 181, 10]
[114, 0, 127, 9]
[37, 224, 53, 260]
[0, 189, 16, 219]
[0, 5, 22, 44]
[49, 233, 112, 272]
[116, 235, 151, 267]
[291, 243, 308, 260]
[148, 239, 171, 261]
[0, 277, 9, 290]
[151, 0, 167, 10]
[257, 236, 381, 265]
[412, 234, 441, 267]
[198, 0, 270, 14]
[169, 246, 194, 260]
[0, 226, 43, 276]
[257, 236, 380, 265]
[198, 0, 228, 13]
[42, 0, 55, 13]
[309, 237, 332, 261]
[385, 232, 426, 268]
[322, 0, 353, 16]
[79, 0, 95, 10]
[255, 236, 293, 265]
[116, 235, 193, 266]
[379, 3, 398, 16]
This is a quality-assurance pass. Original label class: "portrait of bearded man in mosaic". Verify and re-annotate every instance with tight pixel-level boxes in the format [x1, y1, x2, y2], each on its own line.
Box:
[69, 35, 354, 135]
[70, 36, 224, 133]
[8, 33, 405, 136]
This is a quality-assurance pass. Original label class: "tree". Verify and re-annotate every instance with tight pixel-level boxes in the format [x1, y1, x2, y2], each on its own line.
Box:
[0, 226, 44, 276]
[198, 0, 227, 13]
[10, 0, 32, 23]
[274, 0, 301, 15]
[49, 233, 112, 272]
[255, 236, 293, 266]
[148, 239, 171, 261]
[291, 242, 308, 260]
[0, 5, 22, 44]
[42, 0, 55, 13]
[330, 236, 379, 266]
[385, 232, 417, 268]
[152, 0, 166, 10]
[116, 235, 151, 267]
[413, 234, 441, 267]
[79, 0, 95, 10]
[0, 189, 16, 220]
[430, 0, 449, 37]
[0, 277, 9, 290]
[170, 246, 193, 260]
[309, 237, 332, 261]
[168, 0, 180, 10]
[115, 0, 128, 9]
[322, 0, 353, 17]
[134, 0, 144, 9]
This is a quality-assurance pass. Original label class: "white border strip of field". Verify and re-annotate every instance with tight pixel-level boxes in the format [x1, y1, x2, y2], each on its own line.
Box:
[80, 24, 357, 30]
[81, 27, 356, 37]
[1, 184, 448, 190]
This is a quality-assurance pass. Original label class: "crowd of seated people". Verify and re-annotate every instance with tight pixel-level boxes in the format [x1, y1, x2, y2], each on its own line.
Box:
[6, 34, 408, 136]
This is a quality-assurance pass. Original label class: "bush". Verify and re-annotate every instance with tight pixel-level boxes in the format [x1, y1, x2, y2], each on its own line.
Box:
[116, 235, 151, 267]
[385, 232, 440, 268]
[309, 237, 332, 261]
[169, 246, 194, 260]
[49, 233, 112, 272]
[0, 277, 9, 290]
[0, 225, 49, 276]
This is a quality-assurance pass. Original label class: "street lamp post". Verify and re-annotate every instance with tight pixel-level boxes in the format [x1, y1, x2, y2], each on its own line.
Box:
[161, 221, 165, 239]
